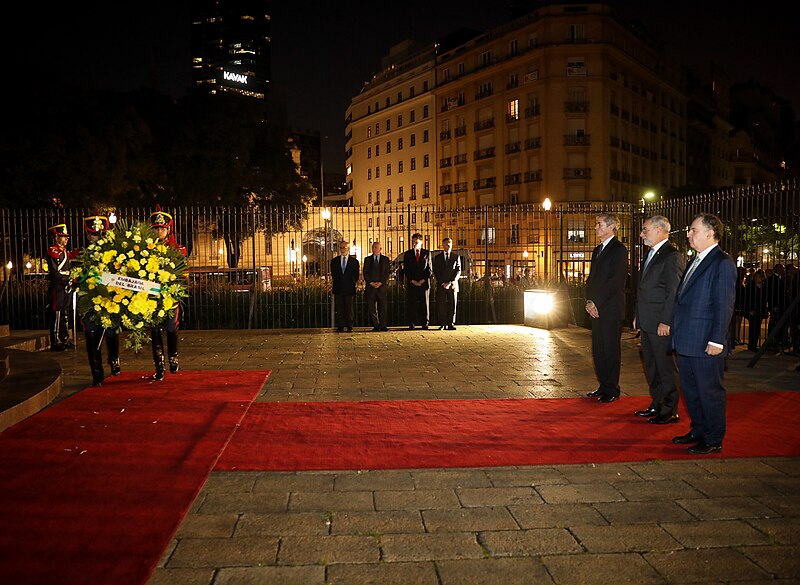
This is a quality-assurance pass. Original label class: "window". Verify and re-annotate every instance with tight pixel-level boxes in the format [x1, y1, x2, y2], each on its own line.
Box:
[443, 68, 451, 81]
[423, 154, 429, 168]
[388, 214, 392, 226]
[386, 188, 391, 203]
[423, 105, 429, 118]
[399, 214, 404, 225]
[411, 212, 417, 224]
[375, 123, 380, 135]
[411, 134, 416, 146]
[388, 238, 392, 255]
[509, 39, 518, 56]
[509, 73, 518, 88]
[423, 129, 429, 142]
[510, 224, 520, 244]
[375, 166, 380, 178]
[385, 96, 390, 107]
[386, 119, 391, 131]
[479, 228, 496, 244]
[397, 91, 402, 102]
[458, 62, 465, 76]
[375, 191, 380, 205]
[398, 137, 403, 150]
[479, 50, 493, 67]
[368, 192, 372, 204]
[411, 184, 417, 199]
[375, 144, 380, 156]
[369, 218, 373, 227]
[368, 169, 372, 180]
[398, 160, 404, 173]
[508, 98, 519, 120]
[409, 86, 415, 97]
[410, 110, 416, 123]
[367, 126, 372, 138]
[397, 114, 403, 127]
[367, 147, 372, 159]
[398, 186, 404, 201]
[423, 81, 429, 91]
[567, 58, 586, 76]
[411, 157, 416, 170]
[387, 163, 392, 176]
[386, 141, 391, 153]
[424, 181, 430, 197]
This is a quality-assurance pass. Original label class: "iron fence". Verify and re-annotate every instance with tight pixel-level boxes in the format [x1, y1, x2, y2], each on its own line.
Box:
[1, 180, 798, 347]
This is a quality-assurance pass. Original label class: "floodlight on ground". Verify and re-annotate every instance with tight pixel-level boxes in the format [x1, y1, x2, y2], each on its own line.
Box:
[524, 289, 567, 329]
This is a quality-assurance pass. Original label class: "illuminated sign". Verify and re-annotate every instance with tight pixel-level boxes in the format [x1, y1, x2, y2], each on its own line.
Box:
[568, 252, 586, 259]
[223, 71, 248, 84]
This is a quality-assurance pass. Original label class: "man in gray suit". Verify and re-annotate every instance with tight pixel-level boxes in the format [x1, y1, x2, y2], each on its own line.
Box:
[634, 215, 686, 424]
[433, 237, 461, 330]
[362, 241, 391, 331]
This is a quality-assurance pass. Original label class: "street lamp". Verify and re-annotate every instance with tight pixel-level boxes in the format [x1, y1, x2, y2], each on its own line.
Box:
[542, 197, 552, 284]
[320, 207, 334, 327]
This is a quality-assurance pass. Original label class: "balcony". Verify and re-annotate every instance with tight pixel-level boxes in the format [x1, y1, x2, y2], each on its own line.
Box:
[524, 170, 542, 182]
[454, 182, 468, 193]
[473, 177, 497, 190]
[564, 101, 590, 113]
[439, 157, 452, 168]
[454, 153, 468, 165]
[563, 167, 592, 179]
[454, 125, 467, 137]
[474, 118, 495, 131]
[475, 89, 494, 100]
[439, 184, 453, 195]
[525, 104, 541, 118]
[474, 147, 496, 160]
[524, 137, 542, 150]
[564, 134, 591, 146]
[440, 129, 452, 141]
[505, 141, 521, 154]
[505, 113, 520, 124]
[504, 173, 521, 185]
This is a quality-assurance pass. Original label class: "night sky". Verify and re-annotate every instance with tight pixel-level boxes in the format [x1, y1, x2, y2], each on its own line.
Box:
[9, 1, 799, 173]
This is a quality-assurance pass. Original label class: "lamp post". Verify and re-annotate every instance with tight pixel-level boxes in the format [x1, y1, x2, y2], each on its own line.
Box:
[542, 197, 552, 284]
[321, 207, 333, 327]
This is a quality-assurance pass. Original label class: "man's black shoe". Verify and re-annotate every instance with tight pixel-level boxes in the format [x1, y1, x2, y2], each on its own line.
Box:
[50, 344, 66, 352]
[586, 389, 602, 397]
[422, 325, 429, 330]
[408, 325, 416, 330]
[598, 395, 619, 403]
[672, 432, 702, 445]
[688, 443, 722, 455]
[380, 326, 389, 332]
[649, 414, 680, 424]
[438, 325, 446, 330]
[344, 327, 352, 332]
[447, 325, 457, 330]
[635, 407, 657, 417]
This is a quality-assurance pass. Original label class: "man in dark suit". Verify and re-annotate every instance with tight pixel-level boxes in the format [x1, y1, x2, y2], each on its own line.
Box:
[585, 213, 628, 403]
[433, 237, 461, 330]
[362, 241, 391, 331]
[671, 213, 737, 455]
[331, 241, 359, 332]
[402, 233, 432, 330]
[633, 215, 685, 423]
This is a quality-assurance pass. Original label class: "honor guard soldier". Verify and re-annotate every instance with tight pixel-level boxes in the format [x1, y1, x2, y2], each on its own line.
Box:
[150, 208, 187, 380]
[79, 214, 121, 385]
[46, 223, 78, 351]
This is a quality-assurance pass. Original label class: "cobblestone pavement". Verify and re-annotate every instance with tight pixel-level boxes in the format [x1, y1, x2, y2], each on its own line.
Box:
[48, 325, 800, 585]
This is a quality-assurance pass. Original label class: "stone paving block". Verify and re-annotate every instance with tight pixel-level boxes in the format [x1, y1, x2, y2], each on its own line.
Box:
[536, 482, 625, 504]
[755, 495, 800, 517]
[197, 492, 289, 514]
[330, 510, 425, 535]
[456, 486, 544, 507]
[570, 524, 682, 553]
[327, 561, 440, 585]
[375, 489, 461, 510]
[277, 535, 380, 565]
[436, 557, 555, 585]
[253, 472, 335, 492]
[147, 568, 215, 585]
[677, 496, 780, 520]
[747, 518, 800, 544]
[627, 460, 715, 481]
[609, 479, 704, 501]
[758, 475, 800, 495]
[556, 463, 642, 483]
[480, 528, 581, 556]
[543, 552, 664, 585]
[422, 507, 519, 532]
[380, 533, 486, 561]
[176, 513, 238, 538]
[202, 472, 257, 493]
[214, 566, 325, 585]
[660, 519, 771, 548]
[411, 469, 493, 489]
[235, 512, 331, 536]
[486, 467, 568, 487]
[685, 477, 782, 498]
[593, 500, 695, 524]
[739, 545, 800, 579]
[696, 459, 788, 477]
[644, 548, 770, 582]
[333, 470, 415, 491]
[289, 490, 375, 512]
[167, 536, 280, 568]
[762, 458, 800, 476]
[509, 503, 609, 528]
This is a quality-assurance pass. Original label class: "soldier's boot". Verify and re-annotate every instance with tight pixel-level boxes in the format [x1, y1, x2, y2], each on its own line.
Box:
[59, 311, 75, 348]
[167, 331, 179, 374]
[107, 334, 121, 376]
[152, 334, 166, 381]
[86, 330, 105, 386]
[50, 311, 65, 351]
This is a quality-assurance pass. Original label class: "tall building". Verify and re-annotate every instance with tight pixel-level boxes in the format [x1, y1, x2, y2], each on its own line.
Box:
[191, 0, 271, 105]
[345, 2, 688, 207]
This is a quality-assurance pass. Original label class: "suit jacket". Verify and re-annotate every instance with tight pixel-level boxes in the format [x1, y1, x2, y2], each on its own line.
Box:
[362, 253, 391, 286]
[433, 251, 462, 292]
[331, 255, 359, 295]
[402, 248, 432, 290]
[672, 246, 737, 356]
[585, 237, 628, 320]
[635, 242, 685, 332]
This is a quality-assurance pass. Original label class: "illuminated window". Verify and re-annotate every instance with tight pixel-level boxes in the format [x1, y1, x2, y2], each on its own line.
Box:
[508, 99, 519, 120]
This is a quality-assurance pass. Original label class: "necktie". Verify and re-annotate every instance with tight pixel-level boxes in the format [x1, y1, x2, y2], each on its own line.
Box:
[445, 252, 449, 262]
[416, 250, 420, 261]
[680, 256, 699, 293]
[341, 256, 347, 272]
[642, 248, 655, 272]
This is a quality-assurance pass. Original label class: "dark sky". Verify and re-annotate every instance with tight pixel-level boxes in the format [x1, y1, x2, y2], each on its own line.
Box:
[10, 1, 799, 173]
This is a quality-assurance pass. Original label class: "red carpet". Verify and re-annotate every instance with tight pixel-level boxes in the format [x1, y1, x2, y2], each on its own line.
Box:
[216, 392, 800, 471]
[0, 369, 269, 585]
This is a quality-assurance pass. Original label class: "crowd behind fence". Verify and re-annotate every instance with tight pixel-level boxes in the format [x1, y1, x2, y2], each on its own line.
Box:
[1, 180, 798, 352]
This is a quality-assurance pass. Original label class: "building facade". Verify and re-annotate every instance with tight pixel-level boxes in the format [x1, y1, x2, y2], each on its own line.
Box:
[191, 0, 271, 104]
[345, 2, 689, 207]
